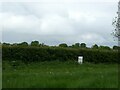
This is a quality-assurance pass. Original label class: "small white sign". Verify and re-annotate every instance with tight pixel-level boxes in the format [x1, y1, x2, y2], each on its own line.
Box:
[78, 56, 83, 64]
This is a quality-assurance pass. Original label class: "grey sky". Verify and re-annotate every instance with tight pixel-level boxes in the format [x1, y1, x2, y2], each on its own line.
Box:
[0, 0, 119, 47]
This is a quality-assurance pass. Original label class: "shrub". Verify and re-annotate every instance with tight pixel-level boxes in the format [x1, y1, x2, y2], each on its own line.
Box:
[2, 46, 118, 63]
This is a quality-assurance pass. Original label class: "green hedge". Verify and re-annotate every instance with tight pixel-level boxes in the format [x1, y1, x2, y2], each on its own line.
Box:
[2, 46, 118, 63]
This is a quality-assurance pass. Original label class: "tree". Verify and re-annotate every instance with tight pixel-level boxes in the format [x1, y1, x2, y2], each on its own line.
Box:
[99, 46, 111, 50]
[12, 43, 18, 46]
[71, 43, 80, 48]
[112, 1, 120, 41]
[31, 41, 39, 46]
[18, 42, 28, 46]
[92, 44, 98, 49]
[59, 43, 68, 47]
[2, 43, 11, 46]
[0, 42, 1, 47]
[39, 43, 48, 47]
[80, 43, 86, 48]
[74, 43, 80, 48]
[113, 45, 119, 50]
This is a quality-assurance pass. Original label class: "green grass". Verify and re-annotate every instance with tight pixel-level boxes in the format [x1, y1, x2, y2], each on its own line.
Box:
[2, 60, 118, 88]
[0, 62, 2, 89]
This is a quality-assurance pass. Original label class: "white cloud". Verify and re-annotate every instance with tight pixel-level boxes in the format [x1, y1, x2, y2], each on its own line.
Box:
[1, 1, 118, 47]
[68, 11, 97, 23]
[40, 14, 74, 35]
[1, 12, 75, 35]
[1, 12, 41, 33]
[1, 0, 118, 3]
[80, 33, 106, 44]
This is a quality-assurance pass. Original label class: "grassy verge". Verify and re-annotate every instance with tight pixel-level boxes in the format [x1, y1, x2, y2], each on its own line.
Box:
[2, 60, 118, 88]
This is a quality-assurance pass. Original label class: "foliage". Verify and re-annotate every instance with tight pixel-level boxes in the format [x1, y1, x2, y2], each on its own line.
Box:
[92, 44, 98, 49]
[112, 1, 120, 40]
[113, 45, 120, 50]
[17, 42, 28, 46]
[31, 41, 39, 46]
[59, 43, 68, 47]
[80, 43, 86, 48]
[71, 43, 80, 48]
[75, 43, 80, 47]
[99, 46, 111, 50]
[2, 46, 118, 63]
[2, 43, 11, 46]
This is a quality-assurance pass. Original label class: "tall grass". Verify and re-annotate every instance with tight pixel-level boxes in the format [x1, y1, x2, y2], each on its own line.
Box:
[2, 60, 118, 88]
[0, 62, 2, 89]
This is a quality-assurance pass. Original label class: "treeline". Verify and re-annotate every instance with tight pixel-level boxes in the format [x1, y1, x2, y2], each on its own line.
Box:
[1, 41, 120, 50]
[2, 41, 119, 63]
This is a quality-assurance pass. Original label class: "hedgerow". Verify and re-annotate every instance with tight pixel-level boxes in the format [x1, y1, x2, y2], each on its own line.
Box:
[2, 46, 118, 63]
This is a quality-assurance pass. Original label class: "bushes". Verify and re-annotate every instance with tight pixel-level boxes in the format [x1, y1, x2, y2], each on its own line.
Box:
[2, 46, 118, 63]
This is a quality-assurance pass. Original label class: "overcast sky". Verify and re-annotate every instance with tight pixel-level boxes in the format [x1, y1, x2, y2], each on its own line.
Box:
[0, 0, 119, 47]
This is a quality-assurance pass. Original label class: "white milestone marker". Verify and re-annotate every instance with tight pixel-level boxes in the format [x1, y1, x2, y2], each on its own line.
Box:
[78, 56, 83, 64]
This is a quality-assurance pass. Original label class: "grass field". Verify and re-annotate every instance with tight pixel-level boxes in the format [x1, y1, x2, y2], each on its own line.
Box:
[0, 62, 2, 89]
[2, 60, 118, 88]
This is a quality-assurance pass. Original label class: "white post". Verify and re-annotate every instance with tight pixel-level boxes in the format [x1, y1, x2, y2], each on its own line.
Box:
[78, 56, 83, 64]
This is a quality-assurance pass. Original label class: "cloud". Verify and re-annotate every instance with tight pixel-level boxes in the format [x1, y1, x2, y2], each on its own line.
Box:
[1, 12, 75, 35]
[68, 11, 97, 23]
[40, 14, 75, 35]
[1, 1, 118, 47]
[1, 0, 118, 3]
[1, 12, 41, 33]
[80, 33, 106, 44]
